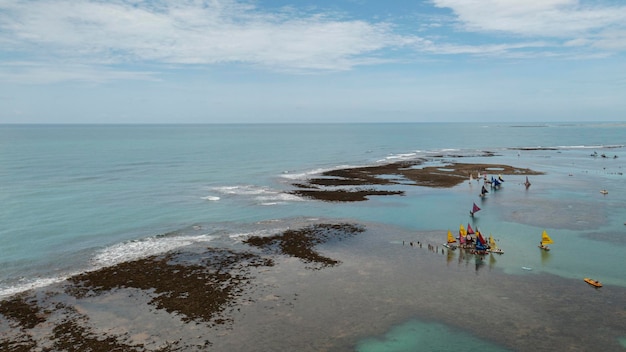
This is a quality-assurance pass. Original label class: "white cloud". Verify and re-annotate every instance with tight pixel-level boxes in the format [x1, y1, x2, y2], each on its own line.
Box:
[1, 0, 625, 84]
[0, 0, 403, 74]
[432, 0, 626, 47]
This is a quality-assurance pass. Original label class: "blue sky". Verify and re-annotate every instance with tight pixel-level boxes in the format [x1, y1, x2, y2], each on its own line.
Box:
[1, 0, 625, 123]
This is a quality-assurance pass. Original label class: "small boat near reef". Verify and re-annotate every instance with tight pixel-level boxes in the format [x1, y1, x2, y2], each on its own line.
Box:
[479, 184, 489, 197]
[538, 230, 553, 251]
[470, 202, 481, 216]
[523, 176, 531, 189]
[474, 231, 488, 254]
[489, 235, 503, 254]
[443, 230, 457, 250]
[584, 278, 602, 288]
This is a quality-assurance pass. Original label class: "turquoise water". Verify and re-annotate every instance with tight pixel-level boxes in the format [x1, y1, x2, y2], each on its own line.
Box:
[1, 123, 624, 287]
[1, 122, 625, 349]
[356, 320, 510, 352]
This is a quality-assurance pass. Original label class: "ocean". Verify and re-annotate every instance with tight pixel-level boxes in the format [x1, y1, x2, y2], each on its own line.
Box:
[1, 122, 625, 350]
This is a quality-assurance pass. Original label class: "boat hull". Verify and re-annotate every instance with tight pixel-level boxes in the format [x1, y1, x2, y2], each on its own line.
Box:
[584, 278, 602, 287]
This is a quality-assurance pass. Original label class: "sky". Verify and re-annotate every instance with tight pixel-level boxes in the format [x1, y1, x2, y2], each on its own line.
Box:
[1, 0, 626, 123]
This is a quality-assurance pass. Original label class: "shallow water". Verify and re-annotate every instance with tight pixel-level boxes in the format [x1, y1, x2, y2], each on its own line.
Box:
[1, 123, 625, 350]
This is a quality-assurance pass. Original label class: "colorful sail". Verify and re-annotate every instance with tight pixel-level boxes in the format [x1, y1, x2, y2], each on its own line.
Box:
[475, 239, 488, 251]
[447, 230, 457, 243]
[541, 230, 554, 245]
[476, 231, 487, 246]
[489, 235, 504, 254]
[480, 185, 489, 196]
[459, 224, 467, 237]
[489, 235, 497, 249]
[466, 223, 475, 235]
[471, 203, 481, 213]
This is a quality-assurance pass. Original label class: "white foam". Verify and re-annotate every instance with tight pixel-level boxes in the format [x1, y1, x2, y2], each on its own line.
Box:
[257, 192, 304, 204]
[556, 144, 624, 150]
[202, 195, 220, 201]
[280, 168, 330, 180]
[279, 165, 358, 180]
[210, 184, 306, 204]
[228, 227, 288, 242]
[92, 234, 218, 268]
[377, 149, 469, 163]
[211, 185, 272, 196]
[0, 275, 75, 299]
[384, 152, 418, 161]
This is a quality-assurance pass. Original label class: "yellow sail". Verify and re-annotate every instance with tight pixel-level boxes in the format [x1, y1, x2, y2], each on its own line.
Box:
[447, 230, 457, 243]
[541, 230, 554, 245]
[459, 224, 467, 237]
[489, 235, 497, 249]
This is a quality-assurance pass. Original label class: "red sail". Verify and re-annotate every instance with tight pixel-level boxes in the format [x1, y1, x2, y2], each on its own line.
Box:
[477, 231, 487, 245]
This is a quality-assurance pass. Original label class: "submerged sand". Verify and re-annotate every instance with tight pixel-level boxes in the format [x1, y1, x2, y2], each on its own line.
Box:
[1, 221, 624, 351]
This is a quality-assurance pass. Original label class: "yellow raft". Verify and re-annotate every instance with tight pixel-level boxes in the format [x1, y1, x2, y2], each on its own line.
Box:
[584, 278, 602, 288]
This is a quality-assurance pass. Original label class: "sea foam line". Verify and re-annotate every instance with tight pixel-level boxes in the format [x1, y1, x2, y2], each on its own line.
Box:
[209, 184, 306, 205]
[0, 234, 219, 299]
[92, 234, 218, 268]
[0, 276, 77, 299]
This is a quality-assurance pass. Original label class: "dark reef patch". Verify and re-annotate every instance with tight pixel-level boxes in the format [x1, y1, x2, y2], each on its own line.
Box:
[67, 248, 273, 324]
[244, 223, 365, 269]
[289, 160, 543, 202]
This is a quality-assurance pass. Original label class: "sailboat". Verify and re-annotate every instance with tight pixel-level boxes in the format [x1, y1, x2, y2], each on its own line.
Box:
[524, 176, 531, 189]
[491, 176, 502, 189]
[480, 184, 489, 197]
[538, 230, 553, 251]
[489, 235, 504, 254]
[475, 231, 488, 254]
[470, 202, 481, 216]
[443, 230, 457, 249]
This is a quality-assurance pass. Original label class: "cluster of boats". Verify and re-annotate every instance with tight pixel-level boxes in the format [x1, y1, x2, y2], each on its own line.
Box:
[444, 171, 604, 288]
[443, 222, 503, 255]
[444, 172, 510, 255]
